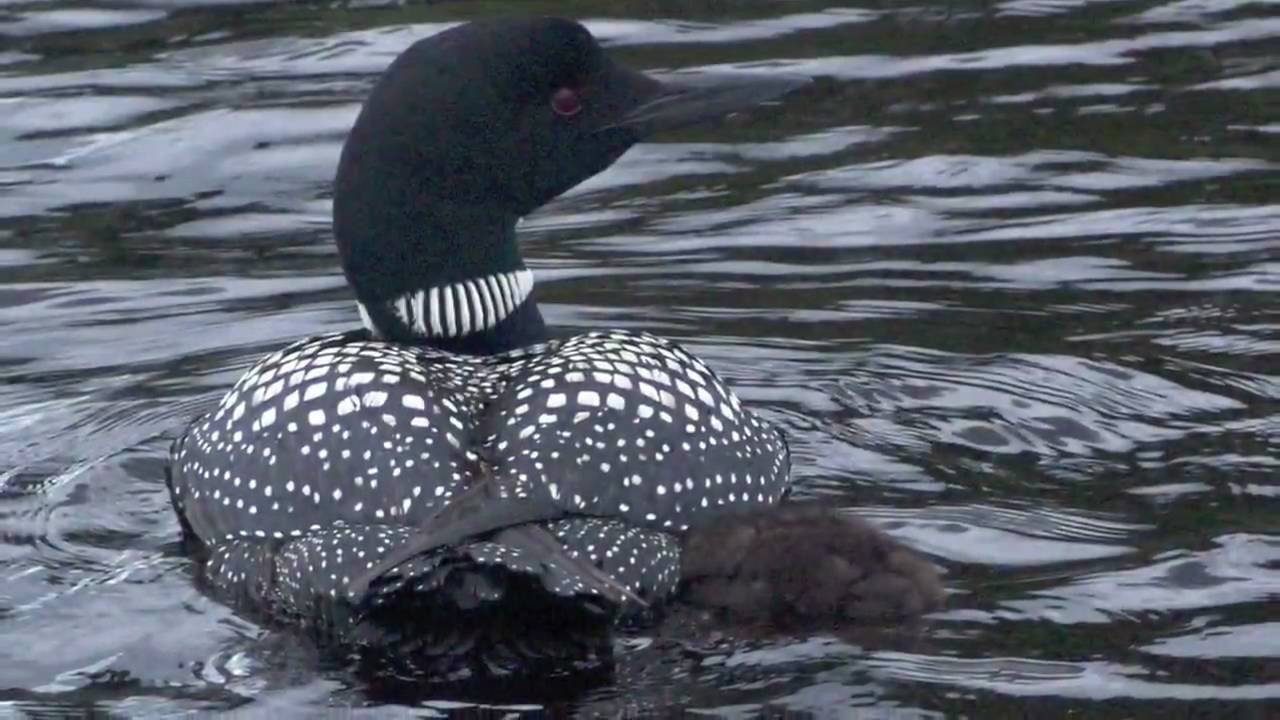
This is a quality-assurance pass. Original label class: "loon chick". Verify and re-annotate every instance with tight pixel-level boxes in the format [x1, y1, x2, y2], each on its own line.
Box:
[166, 17, 940, 677]
[681, 504, 943, 629]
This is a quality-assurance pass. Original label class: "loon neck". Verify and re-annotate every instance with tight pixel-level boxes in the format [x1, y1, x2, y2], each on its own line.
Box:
[335, 178, 550, 353]
[356, 266, 548, 354]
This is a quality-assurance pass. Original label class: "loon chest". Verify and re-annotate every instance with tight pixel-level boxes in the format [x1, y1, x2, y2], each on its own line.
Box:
[167, 328, 791, 614]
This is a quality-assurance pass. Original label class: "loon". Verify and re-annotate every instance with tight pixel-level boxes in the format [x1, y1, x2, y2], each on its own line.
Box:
[166, 17, 942, 677]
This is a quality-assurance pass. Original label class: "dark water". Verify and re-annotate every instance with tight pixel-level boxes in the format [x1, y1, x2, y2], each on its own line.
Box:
[1, 0, 1277, 716]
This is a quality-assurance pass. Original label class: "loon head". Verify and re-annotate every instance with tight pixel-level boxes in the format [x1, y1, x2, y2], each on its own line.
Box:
[334, 17, 806, 353]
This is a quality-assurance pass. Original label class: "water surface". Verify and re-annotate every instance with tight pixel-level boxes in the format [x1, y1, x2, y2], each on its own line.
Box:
[1, 0, 1277, 716]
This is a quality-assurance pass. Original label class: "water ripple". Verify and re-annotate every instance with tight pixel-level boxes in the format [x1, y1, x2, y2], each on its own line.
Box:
[0, 0, 1276, 714]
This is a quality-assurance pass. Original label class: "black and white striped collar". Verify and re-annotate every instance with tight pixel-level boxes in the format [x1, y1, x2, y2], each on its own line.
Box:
[356, 268, 535, 340]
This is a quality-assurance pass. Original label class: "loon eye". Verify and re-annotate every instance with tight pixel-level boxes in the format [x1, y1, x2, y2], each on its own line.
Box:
[551, 87, 582, 117]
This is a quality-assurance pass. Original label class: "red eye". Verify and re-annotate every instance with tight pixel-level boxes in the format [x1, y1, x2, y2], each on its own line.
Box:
[551, 87, 582, 117]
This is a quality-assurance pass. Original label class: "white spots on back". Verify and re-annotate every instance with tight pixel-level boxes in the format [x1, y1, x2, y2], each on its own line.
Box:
[639, 383, 659, 402]
[337, 396, 360, 416]
[173, 327, 788, 627]
[483, 329, 786, 531]
[696, 386, 715, 406]
[303, 382, 328, 402]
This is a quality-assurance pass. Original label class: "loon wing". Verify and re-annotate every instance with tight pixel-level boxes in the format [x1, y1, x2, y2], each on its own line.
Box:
[346, 471, 556, 598]
[489, 524, 645, 606]
[346, 457, 644, 607]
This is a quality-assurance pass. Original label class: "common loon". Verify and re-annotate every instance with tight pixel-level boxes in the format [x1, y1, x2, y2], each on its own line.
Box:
[166, 17, 941, 678]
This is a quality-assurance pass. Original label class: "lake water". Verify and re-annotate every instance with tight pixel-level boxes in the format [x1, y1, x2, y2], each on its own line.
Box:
[1, 0, 1277, 716]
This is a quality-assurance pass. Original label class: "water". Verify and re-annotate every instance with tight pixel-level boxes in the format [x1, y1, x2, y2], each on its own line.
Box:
[1, 0, 1277, 716]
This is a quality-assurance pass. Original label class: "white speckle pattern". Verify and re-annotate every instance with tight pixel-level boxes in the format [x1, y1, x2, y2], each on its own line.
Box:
[168, 328, 789, 642]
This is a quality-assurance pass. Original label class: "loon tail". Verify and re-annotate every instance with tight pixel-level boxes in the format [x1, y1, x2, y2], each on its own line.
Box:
[193, 515, 681, 677]
[678, 504, 943, 628]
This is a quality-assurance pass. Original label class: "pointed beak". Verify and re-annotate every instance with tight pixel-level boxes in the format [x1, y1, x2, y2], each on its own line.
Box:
[604, 68, 810, 135]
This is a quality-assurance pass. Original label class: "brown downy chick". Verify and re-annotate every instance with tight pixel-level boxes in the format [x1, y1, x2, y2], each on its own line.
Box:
[680, 504, 943, 629]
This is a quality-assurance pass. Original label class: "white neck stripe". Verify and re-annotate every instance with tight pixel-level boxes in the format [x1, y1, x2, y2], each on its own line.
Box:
[428, 286, 442, 336]
[454, 283, 470, 335]
[442, 283, 457, 336]
[464, 280, 484, 329]
[357, 268, 535, 339]
[483, 275, 503, 319]
[475, 278, 495, 329]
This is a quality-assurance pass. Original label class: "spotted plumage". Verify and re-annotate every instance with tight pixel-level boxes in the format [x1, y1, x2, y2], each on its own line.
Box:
[168, 328, 787, 657]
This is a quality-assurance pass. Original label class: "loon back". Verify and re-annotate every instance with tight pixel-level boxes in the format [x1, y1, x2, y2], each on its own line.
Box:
[170, 324, 790, 671]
